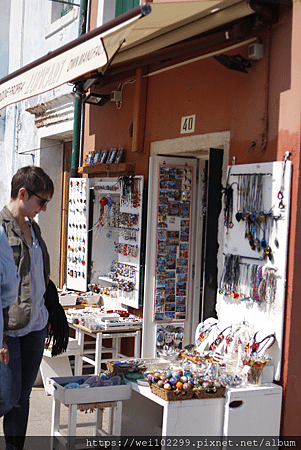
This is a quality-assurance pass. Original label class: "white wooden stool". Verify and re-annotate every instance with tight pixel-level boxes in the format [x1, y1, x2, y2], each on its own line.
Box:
[46, 375, 131, 450]
[51, 397, 122, 449]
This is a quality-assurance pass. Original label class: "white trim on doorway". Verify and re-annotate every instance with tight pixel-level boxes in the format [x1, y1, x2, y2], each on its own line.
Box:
[144, 130, 230, 352]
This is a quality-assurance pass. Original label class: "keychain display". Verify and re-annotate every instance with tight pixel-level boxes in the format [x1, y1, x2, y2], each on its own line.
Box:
[114, 242, 139, 258]
[67, 178, 90, 291]
[91, 176, 144, 309]
[154, 165, 193, 322]
[120, 175, 142, 208]
[109, 261, 136, 292]
[91, 196, 116, 235]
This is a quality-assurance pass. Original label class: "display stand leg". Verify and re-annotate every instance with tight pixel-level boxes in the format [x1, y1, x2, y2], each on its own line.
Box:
[107, 403, 114, 435]
[75, 328, 84, 374]
[95, 333, 103, 374]
[73, 352, 81, 376]
[113, 402, 122, 436]
[94, 408, 103, 436]
[115, 336, 121, 360]
[51, 397, 61, 450]
[68, 403, 77, 435]
[67, 404, 77, 449]
[134, 330, 141, 358]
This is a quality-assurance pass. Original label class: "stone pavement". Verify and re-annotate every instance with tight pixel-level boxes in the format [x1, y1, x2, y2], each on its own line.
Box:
[0, 381, 110, 449]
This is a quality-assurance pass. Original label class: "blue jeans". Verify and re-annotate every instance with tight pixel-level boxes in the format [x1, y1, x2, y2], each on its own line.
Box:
[1, 326, 47, 450]
[0, 360, 16, 417]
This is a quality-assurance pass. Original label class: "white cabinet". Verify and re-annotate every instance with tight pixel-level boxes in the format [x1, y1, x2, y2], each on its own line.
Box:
[223, 384, 282, 436]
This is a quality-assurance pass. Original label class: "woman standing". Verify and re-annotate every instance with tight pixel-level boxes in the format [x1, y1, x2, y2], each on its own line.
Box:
[0, 165, 54, 450]
[0, 226, 20, 416]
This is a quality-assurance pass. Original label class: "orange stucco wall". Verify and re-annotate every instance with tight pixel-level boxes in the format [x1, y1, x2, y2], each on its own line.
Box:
[83, 27, 277, 174]
[84, 2, 301, 435]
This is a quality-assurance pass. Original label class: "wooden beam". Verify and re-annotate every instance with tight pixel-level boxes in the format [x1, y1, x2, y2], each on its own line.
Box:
[132, 66, 148, 153]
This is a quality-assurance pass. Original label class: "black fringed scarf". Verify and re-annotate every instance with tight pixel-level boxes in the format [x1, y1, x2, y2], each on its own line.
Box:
[44, 280, 69, 356]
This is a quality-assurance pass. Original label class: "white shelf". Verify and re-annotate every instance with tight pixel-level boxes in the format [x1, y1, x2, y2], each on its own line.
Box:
[98, 276, 113, 283]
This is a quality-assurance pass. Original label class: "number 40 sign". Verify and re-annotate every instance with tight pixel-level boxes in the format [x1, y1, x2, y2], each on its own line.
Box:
[180, 114, 195, 134]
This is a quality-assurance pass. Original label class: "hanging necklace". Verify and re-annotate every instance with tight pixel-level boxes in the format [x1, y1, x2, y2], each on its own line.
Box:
[258, 267, 277, 304]
[278, 152, 290, 210]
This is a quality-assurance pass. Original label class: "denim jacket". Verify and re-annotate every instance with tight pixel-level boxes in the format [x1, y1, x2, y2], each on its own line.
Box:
[0, 206, 50, 331]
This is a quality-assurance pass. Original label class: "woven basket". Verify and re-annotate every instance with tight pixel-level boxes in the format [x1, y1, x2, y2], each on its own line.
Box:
[193, 386, 226, 399]
[106, 361, 146, 375]
[150, 384, 194, 401]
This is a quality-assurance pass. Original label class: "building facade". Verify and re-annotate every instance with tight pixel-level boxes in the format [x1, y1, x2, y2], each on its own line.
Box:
[82, 0, 300, 435]
[0, 0, 300, 437]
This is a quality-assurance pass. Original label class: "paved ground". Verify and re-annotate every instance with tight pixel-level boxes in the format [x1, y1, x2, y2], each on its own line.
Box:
[0, 381, 111, 449]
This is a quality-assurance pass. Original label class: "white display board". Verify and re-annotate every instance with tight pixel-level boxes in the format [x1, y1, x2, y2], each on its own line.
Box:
[66, 178, 90, 292]
[90, 176, 144, 309]
[216, 161, 292, 380]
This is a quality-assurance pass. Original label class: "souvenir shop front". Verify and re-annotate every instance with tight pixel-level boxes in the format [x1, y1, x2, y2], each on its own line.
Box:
[69, 0, 299, 437]
[1, 0, 300, 438]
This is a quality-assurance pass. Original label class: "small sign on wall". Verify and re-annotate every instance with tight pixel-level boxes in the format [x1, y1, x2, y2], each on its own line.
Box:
[180, 115, 195, 134]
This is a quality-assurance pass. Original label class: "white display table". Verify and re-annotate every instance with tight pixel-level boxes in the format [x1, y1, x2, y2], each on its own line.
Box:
[122, 382, 224, 436]
[47, 375, 282, 448]
[69, 323, 141, 374]
[122, 382, 282, 438]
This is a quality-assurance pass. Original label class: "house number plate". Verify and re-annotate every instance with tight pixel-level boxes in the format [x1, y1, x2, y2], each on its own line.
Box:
[180, 115, 195, 134]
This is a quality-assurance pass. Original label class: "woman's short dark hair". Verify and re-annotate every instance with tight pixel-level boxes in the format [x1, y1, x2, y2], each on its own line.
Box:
[11, 166, 54, 200]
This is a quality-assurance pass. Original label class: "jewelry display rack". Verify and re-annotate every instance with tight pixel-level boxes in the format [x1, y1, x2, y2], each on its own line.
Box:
[66, 178, 90, 292]
[89, 176, 144, 310]
[217, 160, 292, 380]
[66, 175, 144, 310]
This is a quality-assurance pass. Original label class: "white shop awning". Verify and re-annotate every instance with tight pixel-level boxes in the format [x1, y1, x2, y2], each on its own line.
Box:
[0, 1, 257, 110]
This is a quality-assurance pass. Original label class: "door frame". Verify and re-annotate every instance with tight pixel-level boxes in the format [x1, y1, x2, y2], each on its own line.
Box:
[141, 131, 230, 355]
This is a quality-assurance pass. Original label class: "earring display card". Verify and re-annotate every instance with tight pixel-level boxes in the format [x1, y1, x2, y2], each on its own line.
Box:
[66, 178, 90, 292]
[153, 164, 193, 322]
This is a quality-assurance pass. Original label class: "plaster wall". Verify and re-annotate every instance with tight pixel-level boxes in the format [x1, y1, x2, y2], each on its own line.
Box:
[0, 0, 79, 278]
[36, 139, 64, 286]
[95, 0, 116, 28]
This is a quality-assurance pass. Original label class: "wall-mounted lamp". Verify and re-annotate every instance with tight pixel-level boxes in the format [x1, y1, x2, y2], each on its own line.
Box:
[84, 93, 111, 106]
[213, 54, 252, 73]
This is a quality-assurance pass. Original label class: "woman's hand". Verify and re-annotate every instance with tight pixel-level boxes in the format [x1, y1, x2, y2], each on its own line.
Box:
[0, 342, 9, 364]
